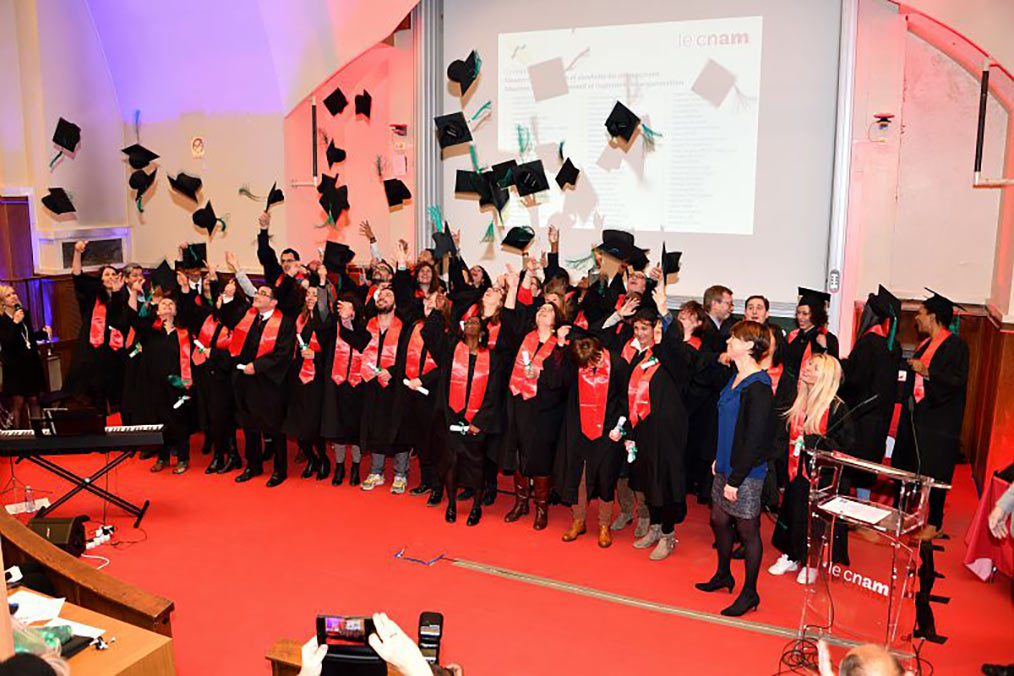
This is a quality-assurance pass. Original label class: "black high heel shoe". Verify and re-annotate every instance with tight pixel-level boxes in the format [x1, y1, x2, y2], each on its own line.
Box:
[445, 502, 457, 523]
[427, 486, 444, 507]
[466, 504, 482, 526]
[316, 457, 331, 481]
[301, 461, 317, 479]
[695, 572, 735, 594]
[721, 591, 760, 617]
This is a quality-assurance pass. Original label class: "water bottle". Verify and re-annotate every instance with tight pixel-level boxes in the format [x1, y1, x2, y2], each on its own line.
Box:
[25, 486, 35, 513]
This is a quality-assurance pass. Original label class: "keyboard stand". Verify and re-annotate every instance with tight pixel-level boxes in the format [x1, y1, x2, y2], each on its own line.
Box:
[26, 450, 151, 527]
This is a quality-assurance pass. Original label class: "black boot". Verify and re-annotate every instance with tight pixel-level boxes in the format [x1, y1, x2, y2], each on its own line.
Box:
[445, 501, 457, 523]
[219, 454, 242, 473]
[332, 462, 345, 486]
[721, 590, 760, 617]
[301, 460, 317, 479]
[316, 454, 331, 481]
[348, 462, 360, 486]
[467, 501, 482, 526]
[201, 436, 213, 456]
[483, 474, 497, 507]
[206, 455, 224, 474]
[410, 482, 432, 496]
[695, 572, 735, 593]
[427, 485, 444, 507]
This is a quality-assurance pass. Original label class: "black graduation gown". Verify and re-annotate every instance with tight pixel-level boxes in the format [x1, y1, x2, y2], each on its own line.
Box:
[553, 349, 630, 504]
[119, 292, 149, 425]
[892, 333, 969, 484]
[0, 310, 46, 396]
[65, 273, 129, 410]
[232, 310, 297, 434]
[282, 311, 328, 441]
[257, 230, 303, 317]
[127, 311, 194, 447]
[395, 313, 446, 462]
[775, 326, 841, 409]
[839, 331, 902, 464]
[625, 324, 690, 512]
[359, 310, 416, 454]
[319, 317, 370, 444]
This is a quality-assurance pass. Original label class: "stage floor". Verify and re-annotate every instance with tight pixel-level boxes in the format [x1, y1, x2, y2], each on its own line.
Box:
[3, 440, 1011, 675]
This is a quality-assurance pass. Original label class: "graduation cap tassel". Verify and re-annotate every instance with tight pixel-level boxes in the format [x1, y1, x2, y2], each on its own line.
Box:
[641, 124, 662, 149]
[558, 141, 565, 162]
[426, 205, 443, 232]
[480, 221, 496, 243]
[375, 155, 384, 178]
[515, 124, 531, 158]
[469, 144, 482, 173]
[565, 250, 597, 269]
[497, 169, 513, 188]
[469, 101, 492, 121]
[887, 317, 898, 352]
[472, 51, 482, 78]
[135, 195, 144, 213]
[238, 185, 264, 201]
[168, 374, 186, 390]
[48, 151, 63, 170]
[133, 109, 141, 144]
[949, 315, 961, 334]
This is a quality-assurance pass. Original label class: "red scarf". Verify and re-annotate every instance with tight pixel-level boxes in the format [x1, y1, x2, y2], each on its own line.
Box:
[787, 326, 827, 378]
[88, 297, 124, 350]
[620, 337, 651, 364]
[578, 350, 612, 440]
[767, 363, 783, 394]
[573, 311, 589, 330]
[628, 349, 660, 427]
[461, 304, 480, 321]
[405, 321, 438, 380]
[687, 335, 701, 350]
[487, 321, 501, 349]
[913, 329, 951, 403]
[229, 309, 282, 359]
[863, 321, 889, 339]
[295, 315, 322, 384]
[366, 285, 378, 304]
[448, 341, 490, 423]
[175, 327, 193, 388]
[508, 331, 557, 399]
[361, 315, 402, 386]
[788, 406, 830, 482]
[192, 315, 232, 366]
[330, 325, 363, 386]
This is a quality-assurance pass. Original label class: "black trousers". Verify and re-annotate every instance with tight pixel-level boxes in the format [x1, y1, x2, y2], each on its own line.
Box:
[244, 427, 287, 478]
[648, 503, 678, 534]
[158, 435, 191, 463]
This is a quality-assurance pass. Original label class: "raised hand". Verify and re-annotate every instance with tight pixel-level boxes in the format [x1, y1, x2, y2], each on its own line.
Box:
[359, 220, 375, 242]
[74, 240, 87, 253]
[618, 296, 639, 318]
[547, 224, 559, 244]
[225, 251, 238, 272]
[258, 212, 271, 230]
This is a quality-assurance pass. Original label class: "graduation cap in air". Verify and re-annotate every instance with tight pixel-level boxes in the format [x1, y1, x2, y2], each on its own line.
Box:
[41, 187, 75, 214]
[628, 248, 650, 272]
[326, 141, 347, 167]
[501, 226, 535, 252]
[923, 288, 965, 327]
[434, 112, 472, 149]
[477, 171, 509, 213]
[192, 201, 223, 237]
[181, 242, 208, 270]
[383, 178, 412, 207]
[492, 160, 517, 187]
[323, 240, 355, 269]
[168, 172, 202, 201]
[324, 85, 349, 115]
[52, 117, 81, 154]
[355, 90, 372, 118]
[661, 243, 682, 280]
[121, 143, 159, 170]
[596, 229, 638, 263]
[318, 173, 338, 196]
[149, 259, 177, 294]
[129, 168, 157, 198]
[455, 169, 481, 194]
[515, 160, 550, 197]
[265, 182, 284, 211]
[432, 229, 457, 260]
[447, 50, 480, 97]
[555, 158, 579, 188]
[798, 287, 831, 309]
[319, 184, 350, 222]
[605, 101, 641, 142]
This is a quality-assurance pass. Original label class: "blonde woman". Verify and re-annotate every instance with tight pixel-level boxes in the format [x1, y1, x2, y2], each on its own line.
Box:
[769, 353, 854, 584]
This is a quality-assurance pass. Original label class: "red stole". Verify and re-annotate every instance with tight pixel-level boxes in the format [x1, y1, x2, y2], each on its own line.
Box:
[295, 315, 321, 384]
[192, 315, 232, 366]
[517, 286, 534, 306]
[628, 349, 660, 427]
[687, 335, 701, 350]
[913, 329, 951, 403]
[863, 321, 889, 339]
[330, 326, 362, 386]
[361, 315, 402, 385]
[574, 311, 589, 330]
[788, 407, 830, 482]
[89, 298, 107, 347]
[787, 327, 826, 378]
[448, 342, 490, 423]
[620, 337, 650, 364]
[366, 285, 378, 304]
[405, 321, 437, 380]
[578, 350, 612, 440]
[613, 294, 627, 334]
[508, 331, 557, 399]
[487, 321, 501, 349]
[175, 327, 193, 388]
[461, 304, 480, 321]
[767, 364, 783, 394]
[229, 309, 282, 359]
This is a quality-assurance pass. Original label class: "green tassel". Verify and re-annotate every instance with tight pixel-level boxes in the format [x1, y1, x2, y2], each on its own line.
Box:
[375, 155, 385, 178]
[48, 151, 63, 169]
[558, 141, 565, 161]
[515, 124, 531, 157]
[133, 109, 141, 143]
[136, 196, 144, 213]
[167, 374, 186, 390]
[480, 221, 495, 243]
[469, 100, 492, 121]
[497, 168, 513, 188]
[216, 217, 227, 234]
[949, 315, 961, 334]
[239, 185, 263, 201]
[469, 144, 482, 173]
[641, 123, 662, 147]
[565, 251, 596, 269]
[472, 51, 482, 78]
[887, 318, 897, 352]
[427, 205, 443, 231]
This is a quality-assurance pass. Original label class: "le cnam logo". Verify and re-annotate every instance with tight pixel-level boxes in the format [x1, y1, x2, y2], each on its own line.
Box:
[828, 564, 890, 598]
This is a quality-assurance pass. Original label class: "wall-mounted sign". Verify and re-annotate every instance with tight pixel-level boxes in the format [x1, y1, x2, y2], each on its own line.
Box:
[191, 137, 205, 159]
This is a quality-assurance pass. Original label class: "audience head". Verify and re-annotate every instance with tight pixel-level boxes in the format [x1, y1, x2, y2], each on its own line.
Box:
[469, 265, 490, 289]
[797, 298, 828, 331]
[569, 332, 604, 368]
[302, 284, 319, 312]
[100, 265, 121, 291]
[678, 300, 707, 338]
[463, 316, 489, 347]
[253, 285, 277, 311]
[221, 277, 237, 300]
[424, 290, 451, 324]
[744, 295, 770, 323]
[916, 299, 951, 334]
[787, 353, 842, 433]
[535, 302, 563, 331]
[122, 263, 145, 286]
[280, 248, 300, 274]
[372, 261, 394, 284]
[156, 297, 177, 322]
[0, 284, 16, 310]
[704, 285, 734, 322]
[415, 261, 435, 287]
[727, 320, 770, 364]
[838, 644, 905, 676]
[374, 284, 396, 314]
[627, 269, 648, 295]
[632, 309, 658, 346]
[482, 286, 505, 319]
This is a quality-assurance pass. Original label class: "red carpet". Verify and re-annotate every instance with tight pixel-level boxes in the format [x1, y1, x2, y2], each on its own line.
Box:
[2, 440, 1011, 675]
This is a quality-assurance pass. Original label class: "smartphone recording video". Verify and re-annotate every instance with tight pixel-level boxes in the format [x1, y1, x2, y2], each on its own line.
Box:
[318, 615, 375, 645]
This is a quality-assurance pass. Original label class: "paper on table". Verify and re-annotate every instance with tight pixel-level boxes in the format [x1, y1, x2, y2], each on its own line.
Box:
[45, 617, 106, 639]
[8, 590, 65, 624]
[819, 496, 892, 525]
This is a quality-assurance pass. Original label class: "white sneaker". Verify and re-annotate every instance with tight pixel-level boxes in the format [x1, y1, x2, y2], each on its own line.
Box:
[633, 524, 662, 549]
[391, 475, 407, 494]
[796, 566, 818, 585]
[361, 473, 385, 491]
[768, 554, 800, 576]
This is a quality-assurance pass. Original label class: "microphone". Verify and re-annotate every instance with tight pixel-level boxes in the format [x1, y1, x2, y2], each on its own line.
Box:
[907, 395, 922, 480]
[817, 393, 879, 447]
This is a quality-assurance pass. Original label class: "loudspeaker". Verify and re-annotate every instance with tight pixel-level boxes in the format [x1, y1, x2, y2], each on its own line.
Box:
[27, 516, 89, 558]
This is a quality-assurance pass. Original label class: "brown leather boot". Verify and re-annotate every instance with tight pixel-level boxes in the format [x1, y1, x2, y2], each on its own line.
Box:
[598, 524, 613, 548]
[562, 519, 587, 542]
[504, 472, 530, 523]
[532, 476, 551, 531]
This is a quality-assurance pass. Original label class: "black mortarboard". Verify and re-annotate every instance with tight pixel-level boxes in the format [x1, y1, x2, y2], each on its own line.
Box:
[566, 324, 596, 342]
[515, 160, 549, 197]
[320, 184, 350, 222]
[435, 112, 472, 149]
[129, 168, 157, 198]
[432, 230, 457, 260]
[52, 117, 81, 154]
[323, 240, 355, 269]
[628, 248, 650, 272]
[447, 50, 480, 96]
[121, 143, 159, 170]
[596, 229, 637, 262]
[923, 288, 965, 326]
[324, 86, 348, 115]
[192, 201, 221, 236]
[798, 287, 831, 307]
[477, 171, 509, 212]
[150, 259, 177, 294]
[455, 169, 480, 194]
[355, 90, 372, 118]
[661, 243, 682, 278]
[168, 172, 202, 201]
[501, 226, 535, 252]
[383, 178, 412, 207]
[317, 173, 338, 196]
[492, 160, 517, 187]
[181, 242, 208, 269]
[326, 141, 347, 167]
[605, 101, 640, 142]
[877, 284, 901, 319]
[265, 182, 284, 211]
[41, 187, 75, 214]
[555, 158, 579, 188]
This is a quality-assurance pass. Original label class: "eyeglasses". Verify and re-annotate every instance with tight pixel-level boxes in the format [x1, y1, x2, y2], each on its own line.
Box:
[256, 289, 274, 298]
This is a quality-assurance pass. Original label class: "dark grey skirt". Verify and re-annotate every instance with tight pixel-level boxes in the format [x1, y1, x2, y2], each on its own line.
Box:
[712, 472, 763, 519]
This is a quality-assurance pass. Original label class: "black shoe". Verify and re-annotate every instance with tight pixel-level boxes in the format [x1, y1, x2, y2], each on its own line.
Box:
[410, 483, 432, 496]
[721, 591, 760, 617]
[982, 665, 1014, 676]
[201, 440, 213, 456]
[173, 462, 189, 475]
[301, 461, 316, 479]
[696, 493, 712, 506]
[457, 488, 474, 501]
[695, 572, 735, 594]
[332, 462, 345, 486]
[731, 543, 745, 560]
[427, 487, 444, 507]
[467, 504, 482, 526]
[482, 486, 497, 507]
[206, 456, 223, 474]
[316, 457, 331, 481]
[266, 474, 286, 488]
[236, 468, 261, 483]
[445, 502, 457, 523]
[348, 462, 360, 486]
[220, 454, 242, 473]
[150, 460, 166, 473]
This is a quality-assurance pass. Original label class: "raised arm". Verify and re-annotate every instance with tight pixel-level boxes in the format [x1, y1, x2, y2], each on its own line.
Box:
[257, 212, 283, 283]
